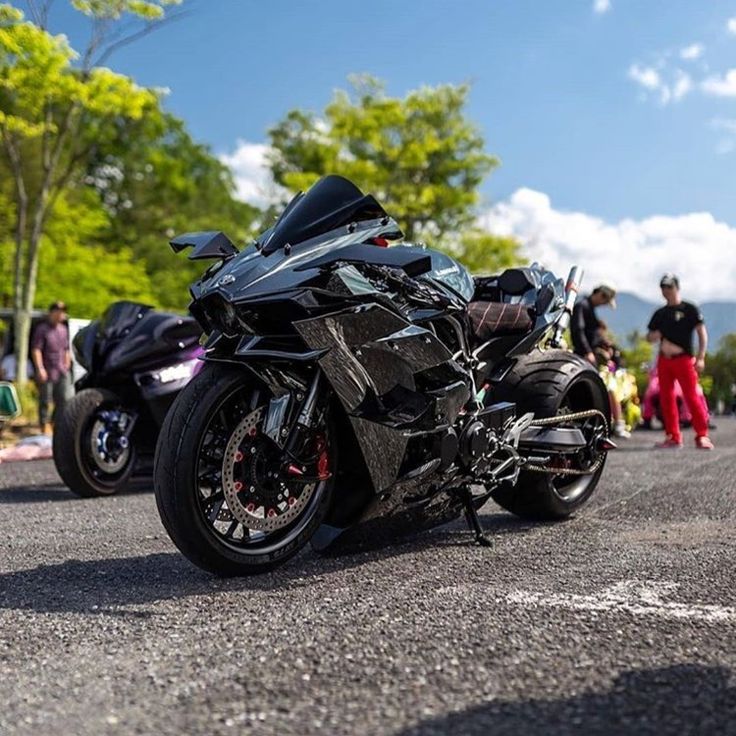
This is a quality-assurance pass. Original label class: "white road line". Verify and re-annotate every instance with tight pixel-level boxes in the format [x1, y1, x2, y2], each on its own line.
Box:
[506, 580, 736, 624]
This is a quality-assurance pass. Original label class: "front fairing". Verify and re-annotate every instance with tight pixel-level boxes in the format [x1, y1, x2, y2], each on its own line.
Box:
[192, 219, 402, 304]
[191, 219, 474, 310]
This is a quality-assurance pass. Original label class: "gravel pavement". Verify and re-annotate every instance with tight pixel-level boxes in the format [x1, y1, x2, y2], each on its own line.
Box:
[1, 421, 735, 735]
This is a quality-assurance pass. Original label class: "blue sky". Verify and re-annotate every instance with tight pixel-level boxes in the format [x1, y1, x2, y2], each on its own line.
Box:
[43, 0, 736, 301]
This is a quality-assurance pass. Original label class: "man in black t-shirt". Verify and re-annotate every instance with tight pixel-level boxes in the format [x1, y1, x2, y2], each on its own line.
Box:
[647, 273, 712, 449]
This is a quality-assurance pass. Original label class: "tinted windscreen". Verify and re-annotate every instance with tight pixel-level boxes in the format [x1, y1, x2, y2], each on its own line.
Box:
[260, 175, 389, 254]
[98, 301, 153, 340]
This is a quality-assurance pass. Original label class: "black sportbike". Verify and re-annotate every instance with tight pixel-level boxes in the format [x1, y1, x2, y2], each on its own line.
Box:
[154, 176, 613, 575]
[54, 301, 203, 497]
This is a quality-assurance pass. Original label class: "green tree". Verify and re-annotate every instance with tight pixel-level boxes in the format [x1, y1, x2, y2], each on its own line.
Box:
[705, 334, 736, 406]
[89, 113, 260, 309]
[451, 229, 521, 274]
[267, 76, 499, 245]
[620, 330, 654, 397]
[1, 190, 156, 315]
[0, 0, 179, 386]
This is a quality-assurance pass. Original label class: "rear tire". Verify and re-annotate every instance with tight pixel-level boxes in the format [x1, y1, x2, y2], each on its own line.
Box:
[489, 350, 609, 519]
[53, 388, 136, 497]
[154, 363, 334, 576]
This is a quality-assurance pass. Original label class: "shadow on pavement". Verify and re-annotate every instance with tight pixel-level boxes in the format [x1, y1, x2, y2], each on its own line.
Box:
[320, 510, 546, 557]
[0, 552, 250, 616]
[0, 512, 538, 616]
[0, 479, 151, 504]
[0, 482, 71, 504]
[398, 664, 736, 736]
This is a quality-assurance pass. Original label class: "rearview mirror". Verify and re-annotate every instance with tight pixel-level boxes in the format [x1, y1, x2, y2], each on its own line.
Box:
[0, 382, 21, 420]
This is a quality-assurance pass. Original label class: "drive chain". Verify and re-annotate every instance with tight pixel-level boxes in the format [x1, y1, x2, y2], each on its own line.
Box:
[525, 408, 609, 477]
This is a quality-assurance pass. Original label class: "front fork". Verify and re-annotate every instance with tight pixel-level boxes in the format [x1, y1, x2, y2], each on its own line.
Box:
[262, 370, 331, 481]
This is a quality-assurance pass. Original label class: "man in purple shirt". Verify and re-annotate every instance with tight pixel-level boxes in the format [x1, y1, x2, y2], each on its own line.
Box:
[31, 301, 72, 434]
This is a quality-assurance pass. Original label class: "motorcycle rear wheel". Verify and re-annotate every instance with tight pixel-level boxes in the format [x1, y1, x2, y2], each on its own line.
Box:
[489, 350, 610, 519]
[154, 363, 334, 576]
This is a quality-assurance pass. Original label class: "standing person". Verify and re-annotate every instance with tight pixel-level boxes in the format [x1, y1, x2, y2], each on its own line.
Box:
[571, 283, 629, 437]
[31, 301, 72, 435]
[570, 283, 617, 364]
[647, 274, 713, 450]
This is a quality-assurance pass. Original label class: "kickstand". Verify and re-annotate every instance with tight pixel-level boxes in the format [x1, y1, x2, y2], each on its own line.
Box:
[460, 488, 492, 548]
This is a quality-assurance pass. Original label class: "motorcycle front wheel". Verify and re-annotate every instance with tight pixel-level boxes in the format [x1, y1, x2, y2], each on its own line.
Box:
[53, 388, 137, 497]
[154, 363, 334, 576]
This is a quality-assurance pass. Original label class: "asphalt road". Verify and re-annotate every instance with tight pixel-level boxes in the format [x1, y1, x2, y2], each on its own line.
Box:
[1, 421, 735, 735]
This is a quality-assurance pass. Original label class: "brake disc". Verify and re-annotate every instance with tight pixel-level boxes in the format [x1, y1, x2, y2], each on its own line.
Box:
[89, 417, 130, 473]
[221, 408, 317, 532]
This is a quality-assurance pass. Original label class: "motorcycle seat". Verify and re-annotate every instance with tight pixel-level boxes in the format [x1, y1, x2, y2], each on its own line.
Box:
[467, 301, 534, 342]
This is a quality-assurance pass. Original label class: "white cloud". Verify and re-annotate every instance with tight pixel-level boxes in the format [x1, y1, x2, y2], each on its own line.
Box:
[679, 43, 704, 60]
[702, 68, 736, 97]
[628, 64, 692, 105]
[219, 140, 286, 207]
[593, 0, 611, 14]
[711, 118, 736, 154]
[479, 188, 736, 303]
[728, 17, 736, 35]
[628, 64, 660, 91]
[711, 118, 736, 134]
[672, 70, 692, 101]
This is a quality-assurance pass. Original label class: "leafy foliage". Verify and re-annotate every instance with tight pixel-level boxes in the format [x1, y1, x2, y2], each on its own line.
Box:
[89, 113, 260, 309]
[620, 330, 654, 396]
[0, 7, 156, 137]
[0, 2, 164, 383]
[451, 229, 521, 274]
[705, 333, 736, 405]
[0, 192, 156, 314]
[70, 0, 181, 21]
[268, 76, 500, 245]
[0, 1, 260, 388]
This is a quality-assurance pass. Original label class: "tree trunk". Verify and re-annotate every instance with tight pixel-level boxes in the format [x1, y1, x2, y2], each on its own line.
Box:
[12, 187, 30, 388]
[13, 309, 33, 392]
[11, 101, 71, 388]
[15, 185, 51, 389]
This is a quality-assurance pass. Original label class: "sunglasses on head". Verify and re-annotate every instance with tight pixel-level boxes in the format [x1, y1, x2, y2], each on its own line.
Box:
[660, 283, 675, 290]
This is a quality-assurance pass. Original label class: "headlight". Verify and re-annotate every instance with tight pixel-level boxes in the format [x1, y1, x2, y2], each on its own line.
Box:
[158, 360, 196, 384]
[200, 295, 253, 337]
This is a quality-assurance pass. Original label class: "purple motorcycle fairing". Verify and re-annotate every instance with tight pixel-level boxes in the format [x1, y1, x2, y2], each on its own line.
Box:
[74, 301, 204, 431]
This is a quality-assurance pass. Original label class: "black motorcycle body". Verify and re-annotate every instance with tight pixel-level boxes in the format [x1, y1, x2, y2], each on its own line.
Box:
[155, 176, 612, 575]
[53, 301, 203, 497]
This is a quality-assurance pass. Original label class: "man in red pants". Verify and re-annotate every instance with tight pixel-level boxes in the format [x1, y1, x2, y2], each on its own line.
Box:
[646, 274, 713, 449]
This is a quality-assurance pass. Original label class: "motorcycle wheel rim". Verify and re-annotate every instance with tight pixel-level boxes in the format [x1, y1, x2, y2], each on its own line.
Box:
[194, 384, 330, 556]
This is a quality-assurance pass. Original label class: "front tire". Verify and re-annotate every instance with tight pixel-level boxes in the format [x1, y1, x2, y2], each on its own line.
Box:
[53, 388, 137, 497]
[154, 363, 334, 576]
[490, 350, 610, 519]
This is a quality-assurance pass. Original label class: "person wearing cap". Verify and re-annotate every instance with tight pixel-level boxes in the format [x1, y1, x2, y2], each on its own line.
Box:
[571, 284, 628, 439]
[571, 283, 617, 365]
[647, 274, 713, 450]
[31, 301, 72, 434]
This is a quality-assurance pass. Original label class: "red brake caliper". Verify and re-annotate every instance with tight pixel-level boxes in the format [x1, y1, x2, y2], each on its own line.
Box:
[316, 434, 331, 481]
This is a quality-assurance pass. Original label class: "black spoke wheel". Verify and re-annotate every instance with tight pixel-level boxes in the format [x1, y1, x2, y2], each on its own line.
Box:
[154, 363, 335, 576]
[53, 388, 137, 497]
[489, 350, 610, 519]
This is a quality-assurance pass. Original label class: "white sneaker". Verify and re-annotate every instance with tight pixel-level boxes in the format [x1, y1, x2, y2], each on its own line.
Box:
[613, 421, 631, 439]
